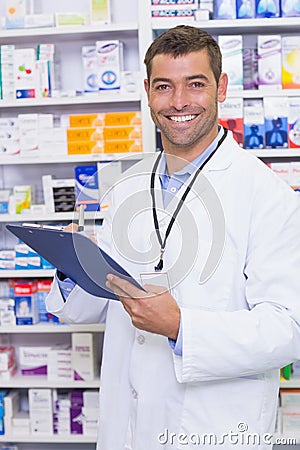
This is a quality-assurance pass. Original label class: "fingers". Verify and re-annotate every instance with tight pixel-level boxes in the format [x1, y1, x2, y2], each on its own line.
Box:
[106, 274, 147, 299]
[64, 223, 79, 233]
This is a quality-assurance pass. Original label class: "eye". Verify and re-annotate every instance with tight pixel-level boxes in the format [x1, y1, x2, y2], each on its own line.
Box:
[156, 84, 170, 91]
[190, 81, 205, 88]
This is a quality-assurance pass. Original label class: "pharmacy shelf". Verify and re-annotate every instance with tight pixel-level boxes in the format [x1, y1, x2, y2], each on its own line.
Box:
[0, 152, 144, 166]
[0, 211, 105, 223]
[1, 375, 101, 389]
[227, 89, 300, 98]
[0, 92, 140, 108]
[0, 22, 138, 43]
[0, 269, 55, 278]
[0, 434, 97, 443]
[251, 149, 300, 158]
[280, 379, 300, 388]
[0, 323, 105, 333]
[152, 17, 300, 34]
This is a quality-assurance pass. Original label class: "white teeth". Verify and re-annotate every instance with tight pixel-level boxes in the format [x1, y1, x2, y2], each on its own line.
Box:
[169, 115, 196, 122]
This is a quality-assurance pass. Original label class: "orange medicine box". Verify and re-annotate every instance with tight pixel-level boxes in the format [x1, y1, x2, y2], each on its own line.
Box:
[67, 141, 104, 155]
[67, 139, 142, 155]
[69, 111, 141, 128]
[103, 139, 142, 153]
[67, 126, 142, 142]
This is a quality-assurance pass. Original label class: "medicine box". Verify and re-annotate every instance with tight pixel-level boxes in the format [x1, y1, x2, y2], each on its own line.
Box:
[14, 48, 37, 99]
[214, 0, 236, 18]
[13, 185, 31, 214]
[5, 0, 26, 29]
[244, 99, 265, 149]
[68, 139, 142, 155]
[74, 165, 100, 212]
[19, 346, 51, 375]
[255, 0, 280, 17]
[282, 36, 300, 90]
[264, 97, 288, 149]
[151, 6, 198, 20]
[281, 0, 300, 16]
[67, 126, 142, 142]
[257, 35, 282, 90]
[82, 46, 98, 92]
[14, 280, 38, 325]
[68, 111, 141, 128]
[72, 333, 97, 381]
[90, 0, 111, 24]
[218, 35, 243, 90]
[236, 0, 255, 17]
[288, 98, 300, 148]
[96, 40, 123, 91]
[0, 190, 10, 214]
[218, 98, 244, 147]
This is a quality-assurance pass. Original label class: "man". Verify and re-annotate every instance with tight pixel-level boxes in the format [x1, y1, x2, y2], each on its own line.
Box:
[46, 26, 300, 449]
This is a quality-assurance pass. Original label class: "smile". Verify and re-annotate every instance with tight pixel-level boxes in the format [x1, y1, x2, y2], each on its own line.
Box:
[168, 115, 197, 123]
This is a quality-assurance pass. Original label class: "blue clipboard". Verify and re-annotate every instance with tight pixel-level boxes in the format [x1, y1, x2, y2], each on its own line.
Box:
[6, 224, 144, 300]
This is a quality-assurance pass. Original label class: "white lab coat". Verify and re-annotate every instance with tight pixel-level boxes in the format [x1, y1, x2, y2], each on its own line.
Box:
[46, 130, 300, 449]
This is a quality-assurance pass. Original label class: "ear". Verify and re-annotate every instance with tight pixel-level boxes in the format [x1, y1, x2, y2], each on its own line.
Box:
[217, 72, 228, 103]
[144, 79, 150, 99]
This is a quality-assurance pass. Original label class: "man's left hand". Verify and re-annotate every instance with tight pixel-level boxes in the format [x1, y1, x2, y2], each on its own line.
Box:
[106, 274, 180, 340]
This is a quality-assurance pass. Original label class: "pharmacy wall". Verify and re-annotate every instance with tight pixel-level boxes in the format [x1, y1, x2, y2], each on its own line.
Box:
[0, 0, 300, 449]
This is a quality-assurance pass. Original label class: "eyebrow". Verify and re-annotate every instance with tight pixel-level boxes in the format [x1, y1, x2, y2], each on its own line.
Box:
[151, 74, 209, 86]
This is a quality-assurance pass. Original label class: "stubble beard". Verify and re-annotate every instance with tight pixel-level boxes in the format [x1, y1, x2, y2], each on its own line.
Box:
[150, 101, 218, 150]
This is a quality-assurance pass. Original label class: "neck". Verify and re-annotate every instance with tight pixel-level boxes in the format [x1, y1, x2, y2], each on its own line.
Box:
[163, 128, 219, 176]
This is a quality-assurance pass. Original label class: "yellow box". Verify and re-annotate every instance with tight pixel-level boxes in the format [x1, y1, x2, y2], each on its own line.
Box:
[67, 141, 104, 155]
[282, 37, 300, 89]
[68, 112, 142, 128]
[103, 139, 142, 153]
[67, 125, 142, 143]
[69, 114, 106, 128]
[104, 112, 141, 126]
[67, 127, 104, 142]
[103, 126, 142, 140]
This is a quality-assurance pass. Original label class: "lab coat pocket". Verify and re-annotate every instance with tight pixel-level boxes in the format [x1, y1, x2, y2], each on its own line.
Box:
[194, 238, 240, 311]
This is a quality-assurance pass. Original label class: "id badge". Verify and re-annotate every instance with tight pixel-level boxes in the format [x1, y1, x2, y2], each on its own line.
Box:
[140, 271, 170, 290]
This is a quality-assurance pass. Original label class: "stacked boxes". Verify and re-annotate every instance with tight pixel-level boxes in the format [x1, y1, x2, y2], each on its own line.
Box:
[47, 346, 72, 382]
[151, 0, 198, 22]
[29, 388, 53, 434]
[72, 333, 97, 382]
[2, 389, 20, 436]
[0, 347, 16, 380]
[66, 111, 142, 155]
[0, 117, 19, 156]
[0, 43, 57, 100]
[53, 389, 99, 436]
[13, 280, 38, 325]
[37, 279, 58, 323]
[280, 389, 300, 434]
[42, 175, 76, 213]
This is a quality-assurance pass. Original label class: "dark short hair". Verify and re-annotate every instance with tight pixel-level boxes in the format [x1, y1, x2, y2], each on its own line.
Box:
[144, 25, 222, 85]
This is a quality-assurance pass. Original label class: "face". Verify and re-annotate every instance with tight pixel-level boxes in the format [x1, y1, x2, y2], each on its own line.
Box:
[144, 50, 227, 155]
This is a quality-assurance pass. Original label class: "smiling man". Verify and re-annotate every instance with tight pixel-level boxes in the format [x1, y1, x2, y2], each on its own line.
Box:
[47, 26, 300, 449]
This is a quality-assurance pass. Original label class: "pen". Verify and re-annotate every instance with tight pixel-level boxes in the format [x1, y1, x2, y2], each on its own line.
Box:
[22, 223, 64, 231]
[78, 204, 85, 232]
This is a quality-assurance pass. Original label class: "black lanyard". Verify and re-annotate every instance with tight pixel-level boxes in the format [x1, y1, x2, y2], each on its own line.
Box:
[150, 128, 228, 271]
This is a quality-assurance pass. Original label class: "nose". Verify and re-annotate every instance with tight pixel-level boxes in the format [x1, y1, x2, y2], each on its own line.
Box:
[170, 85, 189, 111]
